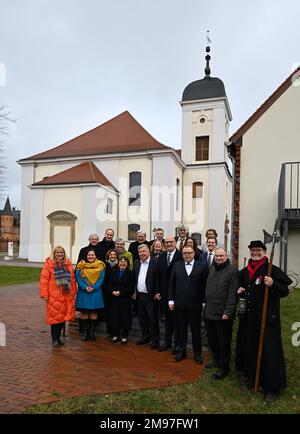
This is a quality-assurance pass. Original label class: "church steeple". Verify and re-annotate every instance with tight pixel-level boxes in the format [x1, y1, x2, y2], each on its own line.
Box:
[204, 31, 211, 77]
[3, 197, 13, 215]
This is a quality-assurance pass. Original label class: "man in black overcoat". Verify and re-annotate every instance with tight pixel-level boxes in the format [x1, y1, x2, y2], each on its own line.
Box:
[77, 233, 106, 263]
[235, 240, 292, 401]
[156, 235, 182, 352]
[169, 245, 208, 364]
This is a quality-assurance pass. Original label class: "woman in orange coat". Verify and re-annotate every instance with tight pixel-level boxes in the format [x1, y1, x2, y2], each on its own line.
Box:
[40, 245, 77, 348]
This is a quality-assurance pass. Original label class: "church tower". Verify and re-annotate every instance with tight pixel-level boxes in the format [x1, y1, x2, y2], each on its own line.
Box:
[180, 38, 232, 248]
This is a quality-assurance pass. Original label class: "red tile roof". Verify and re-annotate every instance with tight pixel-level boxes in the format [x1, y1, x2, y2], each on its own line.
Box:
[230, 66, 300, 143]
[22, 111, 169, 161]
[33, 161, 116, 189]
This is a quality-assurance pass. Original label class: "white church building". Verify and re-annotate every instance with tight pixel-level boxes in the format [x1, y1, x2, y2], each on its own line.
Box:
[18, 47, 233, 263]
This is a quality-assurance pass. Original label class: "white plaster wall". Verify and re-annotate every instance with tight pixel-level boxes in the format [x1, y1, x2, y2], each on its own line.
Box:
[28, 188, 45, 262]
[94, 159, 120, 191]
[19, 165, 35, 258]
[43, 187, 83, 263]
[208, 166, 227, 244]
[181, 99, 230, 165]
[182, 167, 209, 237]
[239, 83, 300, 273]
[118, 157, 152, 241]
[151, 155, 182, 236]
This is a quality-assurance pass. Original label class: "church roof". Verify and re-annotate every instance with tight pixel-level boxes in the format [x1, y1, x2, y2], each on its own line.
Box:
[230, 66, 300, 143]
[182, 76, 227, 102]
[33, 161, 117, 190]
[21, 111, 170, 161]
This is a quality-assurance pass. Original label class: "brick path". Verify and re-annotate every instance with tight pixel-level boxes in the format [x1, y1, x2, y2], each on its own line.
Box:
[0, 283, 207, 414]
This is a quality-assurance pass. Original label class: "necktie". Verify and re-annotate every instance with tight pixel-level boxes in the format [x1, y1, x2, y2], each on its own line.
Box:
[167, 252, 171, 266]
[208, 253, 213, 267]
[179, 239, 184, 250]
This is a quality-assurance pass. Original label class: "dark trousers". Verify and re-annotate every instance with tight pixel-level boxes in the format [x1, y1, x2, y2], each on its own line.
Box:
[205, 319, 233, 370]
[51, 322, 65, 342]
[137, 293, 160, 345]
[162, 302, 178, 347]
[175, 307, 202, 354]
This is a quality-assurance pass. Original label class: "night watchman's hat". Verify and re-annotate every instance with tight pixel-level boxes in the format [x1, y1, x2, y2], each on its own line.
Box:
[248, 240, 267, 250]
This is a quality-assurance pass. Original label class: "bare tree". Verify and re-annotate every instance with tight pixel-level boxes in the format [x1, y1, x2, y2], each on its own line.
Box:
[0, 105, 16, 204]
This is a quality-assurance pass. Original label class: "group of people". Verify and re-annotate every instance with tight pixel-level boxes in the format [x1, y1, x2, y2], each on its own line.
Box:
[39, 225, 291, 402]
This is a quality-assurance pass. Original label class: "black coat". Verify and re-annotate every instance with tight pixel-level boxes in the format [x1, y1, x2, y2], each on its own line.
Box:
[156, 250, 182, 307]
[133, 257, 158, 297]
[236, 261, 291, 390]
[98, 238, 115, 257]
[77, 244, 106, 263]
[129, 240, 151, 262]
[168, 260, 208, 309]
[108, 268, 135, 332]
[204, 260, 239, 320]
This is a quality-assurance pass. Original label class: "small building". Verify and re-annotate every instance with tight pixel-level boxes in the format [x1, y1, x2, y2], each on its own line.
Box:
[229, 67, 300, 277]
[0, 197, 20, 253]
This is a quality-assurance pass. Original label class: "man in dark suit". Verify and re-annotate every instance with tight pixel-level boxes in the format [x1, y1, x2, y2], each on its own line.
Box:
[129, 231, 151, 262]
[98, 228, 115, 257]
[77, 233, 106, 263]
[169, 245, 208, 364]
[199, 237, 217, 270]
[156, 236, 182, 352]
[134, 244, 160, 349]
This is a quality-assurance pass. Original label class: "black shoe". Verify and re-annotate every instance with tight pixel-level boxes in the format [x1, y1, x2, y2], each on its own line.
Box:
[150, 343, 159, 350]
[52, 341, 60, 348]
[121, 338, 128, 345]
[263, 390, 279, 402]
[111, 336, 120, 343]
[194, 353, 203, 365]
[205, 360, 218, 369]
[136, 336, 151, 345]
[212, 369, 229, 380]
[158, 343, 171, 352]
[58, 338, 65, 346]
[174, 352, 187, 362]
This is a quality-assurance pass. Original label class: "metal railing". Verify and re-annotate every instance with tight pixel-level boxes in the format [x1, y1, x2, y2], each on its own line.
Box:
[278, 162, 300, 225]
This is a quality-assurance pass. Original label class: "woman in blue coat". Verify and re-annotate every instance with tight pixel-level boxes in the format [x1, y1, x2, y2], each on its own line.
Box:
[76, 249, 105, 341]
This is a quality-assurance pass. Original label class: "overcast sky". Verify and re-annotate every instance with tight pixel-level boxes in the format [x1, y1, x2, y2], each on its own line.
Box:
[1, 0, 300, 209]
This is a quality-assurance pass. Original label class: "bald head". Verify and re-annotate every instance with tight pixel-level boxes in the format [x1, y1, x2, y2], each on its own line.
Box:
[214, 247, 228, 265]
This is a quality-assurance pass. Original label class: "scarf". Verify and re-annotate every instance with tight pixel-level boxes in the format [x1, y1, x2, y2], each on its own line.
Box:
[76, 259, 105, 285]
[53, 260, 71, 294]
[247, 256, 267, 282]
[107, 259, 118, 268]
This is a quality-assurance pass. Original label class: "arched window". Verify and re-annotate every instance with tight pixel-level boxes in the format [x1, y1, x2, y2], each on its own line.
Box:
[192, 182, 203, 198]
[129, 171, 141, 206]
[128, 223, 140, 241]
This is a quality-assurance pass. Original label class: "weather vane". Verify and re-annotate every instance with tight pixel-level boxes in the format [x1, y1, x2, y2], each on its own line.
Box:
[206, 30, 211, 47]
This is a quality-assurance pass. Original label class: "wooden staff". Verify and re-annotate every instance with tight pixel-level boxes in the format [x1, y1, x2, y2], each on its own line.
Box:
[254, 231, 277, 393]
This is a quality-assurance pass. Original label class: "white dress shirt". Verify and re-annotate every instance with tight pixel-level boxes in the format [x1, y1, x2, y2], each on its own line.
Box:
[137, 258, 150, 293]
[185, 259, 194, 276]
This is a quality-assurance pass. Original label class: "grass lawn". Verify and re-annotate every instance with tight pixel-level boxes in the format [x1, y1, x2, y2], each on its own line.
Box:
[25, 287, 300, 414]
[0, 266, 41, 286]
